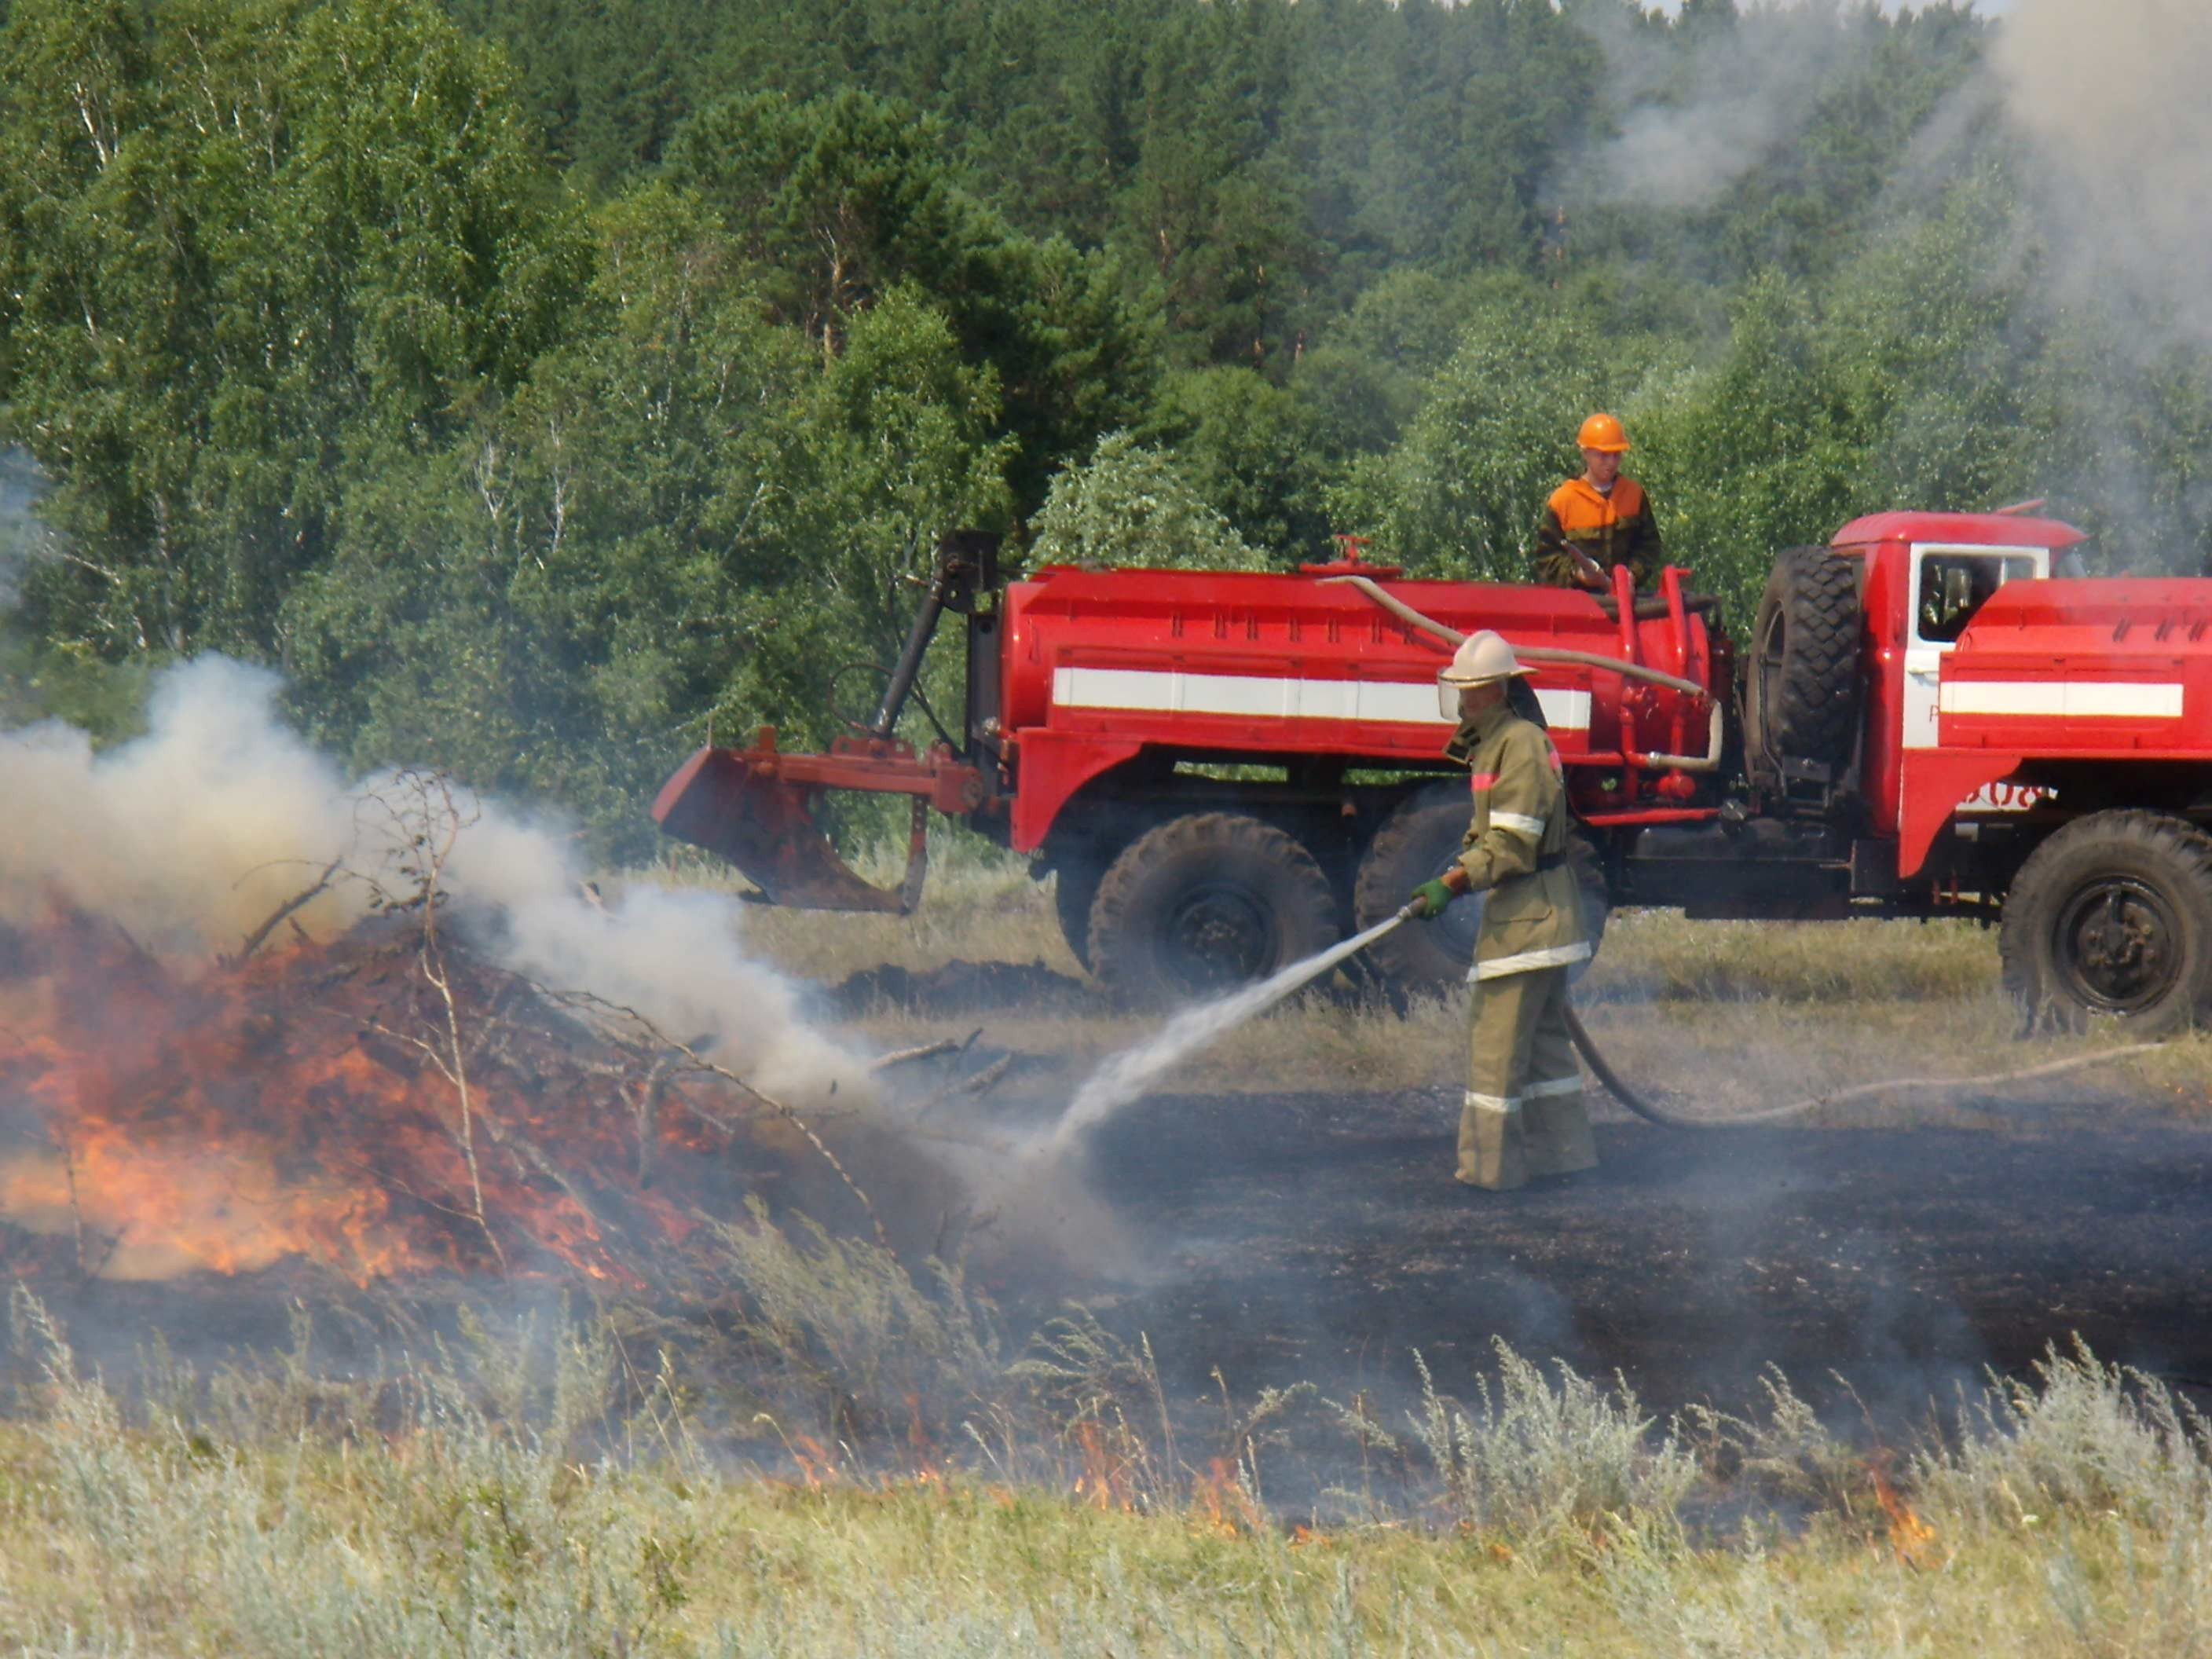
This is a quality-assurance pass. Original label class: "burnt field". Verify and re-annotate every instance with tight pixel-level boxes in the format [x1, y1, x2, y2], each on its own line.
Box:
[1052, 1089, 2212, 1419]
[735, 869, 2212, 1430]
[16, 1082, 2209, 1437]
[7, 859, 2212, 1654]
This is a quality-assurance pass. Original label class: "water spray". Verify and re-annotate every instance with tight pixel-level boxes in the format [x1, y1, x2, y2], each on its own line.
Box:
[1042, 911, 1415, 1152]
[1051, 903, 2166, 1149]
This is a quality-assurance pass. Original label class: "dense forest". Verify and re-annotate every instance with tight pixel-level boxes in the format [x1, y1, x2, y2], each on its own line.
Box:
[1, 0, 2204, 851]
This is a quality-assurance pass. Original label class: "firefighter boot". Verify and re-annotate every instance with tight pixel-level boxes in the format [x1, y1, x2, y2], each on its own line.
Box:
[1518, 971, 1596, 1178]
[1458, 972, 1544, 1189]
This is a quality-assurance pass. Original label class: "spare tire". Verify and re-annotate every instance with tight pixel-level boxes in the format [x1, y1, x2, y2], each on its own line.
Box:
[1745, 545, 1861, 784]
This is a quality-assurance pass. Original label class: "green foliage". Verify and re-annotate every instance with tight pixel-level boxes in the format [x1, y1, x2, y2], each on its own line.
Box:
[282, 183, 1009, 853]
[0, 0, 588, 658]
[665, 88, 1153, 510]
[1335, 277, 1654, 580]
[3, 0, 2207, 852]
[1143, 367, 1331, 558]
[1031, 432, 1265, 572]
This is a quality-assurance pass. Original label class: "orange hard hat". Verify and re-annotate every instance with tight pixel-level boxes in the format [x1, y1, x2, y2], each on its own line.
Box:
[1577, 412, 1630, 453]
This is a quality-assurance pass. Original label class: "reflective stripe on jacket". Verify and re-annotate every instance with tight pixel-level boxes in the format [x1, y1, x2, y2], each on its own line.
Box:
[1533, 476, 1663, 591]
[1444, 700, 1591, 980]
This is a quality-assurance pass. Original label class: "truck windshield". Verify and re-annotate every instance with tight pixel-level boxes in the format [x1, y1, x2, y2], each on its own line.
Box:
[1916, 552, 2041, 644]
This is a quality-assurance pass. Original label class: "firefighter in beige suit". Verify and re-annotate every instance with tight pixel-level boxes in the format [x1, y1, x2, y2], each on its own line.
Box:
[1404, 632, 1596, 1189]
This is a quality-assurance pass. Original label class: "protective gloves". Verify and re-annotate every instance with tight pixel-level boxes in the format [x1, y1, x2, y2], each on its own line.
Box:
[1405, 876, 1459, 920]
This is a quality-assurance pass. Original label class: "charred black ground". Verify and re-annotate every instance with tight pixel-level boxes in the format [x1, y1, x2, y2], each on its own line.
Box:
[8, 989, 2210, 1451]
[1055, 1088, 2212, 1421]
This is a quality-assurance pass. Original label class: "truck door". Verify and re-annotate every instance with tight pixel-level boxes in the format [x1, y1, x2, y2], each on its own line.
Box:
[1902, 544, 2045, 750]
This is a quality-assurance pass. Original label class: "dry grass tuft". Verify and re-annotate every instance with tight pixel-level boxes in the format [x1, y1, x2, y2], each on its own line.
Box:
[8, 1274, 2212, 1656]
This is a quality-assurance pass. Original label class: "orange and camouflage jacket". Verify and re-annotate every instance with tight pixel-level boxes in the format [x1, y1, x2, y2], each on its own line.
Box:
[1443, 700, 1591, 981]
[1532, 475, 1663, 591]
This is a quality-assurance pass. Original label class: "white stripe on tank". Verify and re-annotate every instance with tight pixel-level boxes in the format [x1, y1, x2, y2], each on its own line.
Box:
[1052, 667, 1593, 731]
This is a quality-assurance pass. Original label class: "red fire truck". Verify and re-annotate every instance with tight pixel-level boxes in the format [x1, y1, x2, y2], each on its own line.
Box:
[654, 514, 2212, 1032]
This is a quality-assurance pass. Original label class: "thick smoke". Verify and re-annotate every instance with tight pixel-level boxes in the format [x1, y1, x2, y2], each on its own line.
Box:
[0, 656, 863, 1104]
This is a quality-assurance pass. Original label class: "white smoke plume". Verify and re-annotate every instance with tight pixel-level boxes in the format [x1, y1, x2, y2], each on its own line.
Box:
[0, 655, 863, 1104]
[1563, 5, 1873, 213]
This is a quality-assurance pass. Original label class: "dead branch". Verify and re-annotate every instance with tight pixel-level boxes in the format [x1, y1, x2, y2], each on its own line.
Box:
[529, 981, 892, 1250]
[232, 856, 343, 965]
[367, 771, 507, 1278]
[870, 1036, 965, 1072]
[498, 1124, 628, 1256]
[915, 1053, 1016, 1119]
[634, 1057, 670, 1188]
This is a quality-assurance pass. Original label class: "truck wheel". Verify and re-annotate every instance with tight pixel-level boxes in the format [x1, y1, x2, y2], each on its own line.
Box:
[1353, 784, 1485, 994]
[1052, 861, 1103, 970]
[2001, 811, 2212, 1035]
[1089, 814, 1339, 1007]
[1745, 545, 1860, 782]
[1352, 785, 1610, 998]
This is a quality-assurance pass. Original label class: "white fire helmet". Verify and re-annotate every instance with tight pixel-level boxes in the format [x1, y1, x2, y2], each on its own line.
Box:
[1436, 629, 1529, 719]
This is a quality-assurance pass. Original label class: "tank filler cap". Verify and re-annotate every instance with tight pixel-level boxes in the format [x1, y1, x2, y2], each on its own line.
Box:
[1300, 533, 1404, 579]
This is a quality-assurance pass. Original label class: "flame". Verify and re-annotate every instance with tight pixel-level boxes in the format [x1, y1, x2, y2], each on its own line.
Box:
[1192, 1457, 1262, 1536]
[0, 904, 782, 1287]
[1072, 1421, 1135, 1511]
[791, 1435, 841, 1489]
[1869, 1460, 1939, 1565]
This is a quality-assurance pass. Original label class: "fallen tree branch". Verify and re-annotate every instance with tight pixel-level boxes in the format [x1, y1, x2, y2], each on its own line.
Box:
[231, 856, 345, 965]
[915, 1053, 1016, 1119]
[870, 1035, 969, 1072]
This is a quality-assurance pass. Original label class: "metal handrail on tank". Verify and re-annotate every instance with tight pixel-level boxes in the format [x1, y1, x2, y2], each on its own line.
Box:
[1318, 573, 1723, 771]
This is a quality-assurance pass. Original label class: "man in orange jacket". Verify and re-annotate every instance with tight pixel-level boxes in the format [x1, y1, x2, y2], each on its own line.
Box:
[1532, 413, 1663, 591]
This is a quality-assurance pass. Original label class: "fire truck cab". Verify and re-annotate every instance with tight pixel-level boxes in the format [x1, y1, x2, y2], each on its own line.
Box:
[1722, 510, 2212, 1032]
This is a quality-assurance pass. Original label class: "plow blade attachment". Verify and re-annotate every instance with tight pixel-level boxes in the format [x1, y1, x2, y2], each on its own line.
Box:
[651, 731, 984, 913]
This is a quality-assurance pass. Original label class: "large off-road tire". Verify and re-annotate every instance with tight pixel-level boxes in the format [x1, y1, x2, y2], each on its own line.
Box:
[1051, 859, 1104, 970]
[1745, 545, 1861, 782]
[2001, 810, 2212, 1035]
[1351, 784, 1610, 998]
[1089, 813, 1340, 1008]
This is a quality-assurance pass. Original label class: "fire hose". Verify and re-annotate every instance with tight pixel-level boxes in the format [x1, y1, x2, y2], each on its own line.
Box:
[1373, 909, 2166, 1130]
[1321, 573, 1723, 770]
